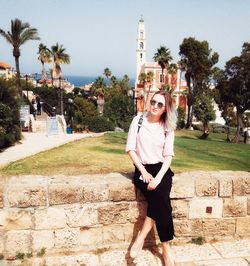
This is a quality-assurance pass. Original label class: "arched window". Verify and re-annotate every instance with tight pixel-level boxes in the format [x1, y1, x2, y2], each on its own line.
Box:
[140, 53, 143, 59]
[140, 31, 143, 39]
[140, 42, 144, 49]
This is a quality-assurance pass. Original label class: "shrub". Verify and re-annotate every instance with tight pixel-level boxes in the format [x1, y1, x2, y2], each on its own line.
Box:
[177, 107, 186, 129]
[82, 116, 115, 132]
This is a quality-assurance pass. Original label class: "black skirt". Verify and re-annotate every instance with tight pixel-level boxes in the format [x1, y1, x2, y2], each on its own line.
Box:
[133, 162, 174, 242]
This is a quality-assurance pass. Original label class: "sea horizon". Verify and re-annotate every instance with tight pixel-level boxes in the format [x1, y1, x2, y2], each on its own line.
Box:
[65, 75, 135, 87]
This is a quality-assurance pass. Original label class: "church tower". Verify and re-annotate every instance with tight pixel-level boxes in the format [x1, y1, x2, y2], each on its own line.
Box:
[136, 17, 146, 85]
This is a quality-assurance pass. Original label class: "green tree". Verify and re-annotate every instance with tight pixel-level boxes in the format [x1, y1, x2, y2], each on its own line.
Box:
[153, 46, 173, 89]
[193, 90, 216, 138]
[74, 97, 98, 118]
[0, 18, 40, 96]
[179, 37, 219, 128]
[37, 43, 51, 81]
[50, 43, 70, 80]
[103, 68, 112, 84]
[215, 42, 250, 143]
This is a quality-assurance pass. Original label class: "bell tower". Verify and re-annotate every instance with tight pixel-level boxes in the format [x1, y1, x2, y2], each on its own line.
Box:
[136, 16, 146, 85]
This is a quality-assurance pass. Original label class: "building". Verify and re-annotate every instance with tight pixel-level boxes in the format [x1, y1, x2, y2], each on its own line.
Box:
[135, 18, 187, 113]
[0, 61, 14, 79]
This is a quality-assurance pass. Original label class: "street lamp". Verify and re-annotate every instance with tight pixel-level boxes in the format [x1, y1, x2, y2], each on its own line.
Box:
[25, 74, 29, 103]
[59, 77, 63, 115]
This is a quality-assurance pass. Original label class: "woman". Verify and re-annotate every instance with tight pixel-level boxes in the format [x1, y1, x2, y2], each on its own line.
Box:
[126, 91, 177, 265]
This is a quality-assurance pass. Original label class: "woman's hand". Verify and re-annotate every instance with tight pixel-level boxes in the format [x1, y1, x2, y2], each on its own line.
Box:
[141, 171, 153, 183]
[147, 178, 161, 191]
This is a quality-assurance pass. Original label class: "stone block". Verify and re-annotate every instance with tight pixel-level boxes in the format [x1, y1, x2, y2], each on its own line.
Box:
[223, 197, 247, 217]
[98, 202, 139, 225]
[64, 204, 98, 227]
[5, 230, 31, 255]
[45, 254, 99, 266]
[34, 207, 66, 230]
[136, 188, 146, 201]
[102, 224, 125, 244]
[236, 217, 250, 236]
[171, 173, 195, 199]
[172, 200, 189, 219]
[0, 230, 4, 253]
[122, 223, 137, 242]
[233, 175, 250, 196]
[7, 184, 46, 207]
[32, 230, 54, 251]
[195, 177, 218, 197]
[219, 178, 232, 197]
[80, 226, 103, 246]
[108, 181, 136, 201]
[248, 196, 250, 215]
[189, 198, 223, 219]
[1, 209, 33, 230]
[174, 219, 203, 237]
[49, 183, 82, 205]
[0, 181, 4, 208]
[202, 218, 236, 236]
[54, 228, 80, 249]
[82, 183, 108, 203]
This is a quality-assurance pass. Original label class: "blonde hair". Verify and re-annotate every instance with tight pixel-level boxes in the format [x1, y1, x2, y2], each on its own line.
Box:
[152, 91, 177, 131]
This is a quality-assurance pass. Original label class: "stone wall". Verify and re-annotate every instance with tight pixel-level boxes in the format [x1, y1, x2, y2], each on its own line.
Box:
[0, 171, 249, 263]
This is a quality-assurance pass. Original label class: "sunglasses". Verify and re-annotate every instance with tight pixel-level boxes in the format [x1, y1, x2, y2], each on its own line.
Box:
[150, 99, 165, 109]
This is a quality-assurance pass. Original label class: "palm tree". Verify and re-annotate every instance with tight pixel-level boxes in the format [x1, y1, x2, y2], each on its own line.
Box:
[153, 46, 173, 89]
[168, 63, 178, 93]
[37, 43, 51, 81]
[0, 18, 40, 96]
[50, 43, 70, 81]
[103, 68, 112, 85]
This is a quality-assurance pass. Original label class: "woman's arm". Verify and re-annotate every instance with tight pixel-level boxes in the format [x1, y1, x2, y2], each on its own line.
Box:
[128, 150, 153, 183]
[147, 155, 172, 191]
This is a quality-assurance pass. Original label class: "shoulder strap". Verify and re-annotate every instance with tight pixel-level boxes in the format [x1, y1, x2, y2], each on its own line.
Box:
[137, 114, 144, 133]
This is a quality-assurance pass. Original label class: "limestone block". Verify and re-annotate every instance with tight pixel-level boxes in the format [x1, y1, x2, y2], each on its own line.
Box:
[49, 183, 82, 205]
[108, 181, 136, 201]
[0, 181, 4, 208]
[122, 223, 137, 242]
[82, 183, 108, 203]
[189, 198, 223, 219]
[195, 177, 218, 197]
[5, 230, 31, 255]
[233, 176, 250, 195]
[223, 197, 247, 217]
[202, 218, 236, 236]
[54, 228, 80, 249]
[248, 196, 250, 215]
[170, 173, 195, 199]
[99, 250, 127, 266]
[64, 204, 98, 227]
[174, 219, 203, 237]
[32, 230, 54, 251]
[45, 254, 99, 266]
[0, 230, 4, 253]
[34, 207, 66, 230]
[98, 202, 139, 225]
[7, 184, 46, 207]
[102, 224, 125, 244]
[1, 209, 33, 230]
[172, 200, 189, 219]
[236, 217, 250, 236]
[219, 178, 233, 197]
[80, 226, 103, 246]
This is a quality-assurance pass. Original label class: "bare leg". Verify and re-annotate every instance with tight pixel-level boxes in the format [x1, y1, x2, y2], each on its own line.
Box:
[130, 216, 155, 258]
[162, 242, 174, 266]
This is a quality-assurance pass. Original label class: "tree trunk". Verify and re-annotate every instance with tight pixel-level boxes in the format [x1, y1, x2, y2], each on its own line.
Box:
[161, 68, 164, 89]
[200, 123, 209, 139]
[15, 56, 22, 97]
[232, 109, 244, 143]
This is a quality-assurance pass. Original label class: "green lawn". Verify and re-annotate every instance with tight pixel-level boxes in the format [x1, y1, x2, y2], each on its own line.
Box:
[0, 130, 249, 177]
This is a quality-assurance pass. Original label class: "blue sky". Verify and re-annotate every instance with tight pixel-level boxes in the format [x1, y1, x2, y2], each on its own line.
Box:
[0, 0, 250, 79]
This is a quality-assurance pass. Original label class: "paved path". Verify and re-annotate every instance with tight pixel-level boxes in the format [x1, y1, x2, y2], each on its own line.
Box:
[0, 132, 103, 167]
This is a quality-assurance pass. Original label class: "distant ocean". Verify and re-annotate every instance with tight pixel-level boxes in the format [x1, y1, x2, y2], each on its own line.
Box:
[65, 75, 135, 87]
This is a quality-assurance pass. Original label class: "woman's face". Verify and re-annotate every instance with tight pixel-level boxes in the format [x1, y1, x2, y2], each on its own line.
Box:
[149, 94, 166, 116]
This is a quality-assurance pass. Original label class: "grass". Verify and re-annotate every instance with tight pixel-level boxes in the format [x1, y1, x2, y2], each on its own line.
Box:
[0, 130, 249, 177]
